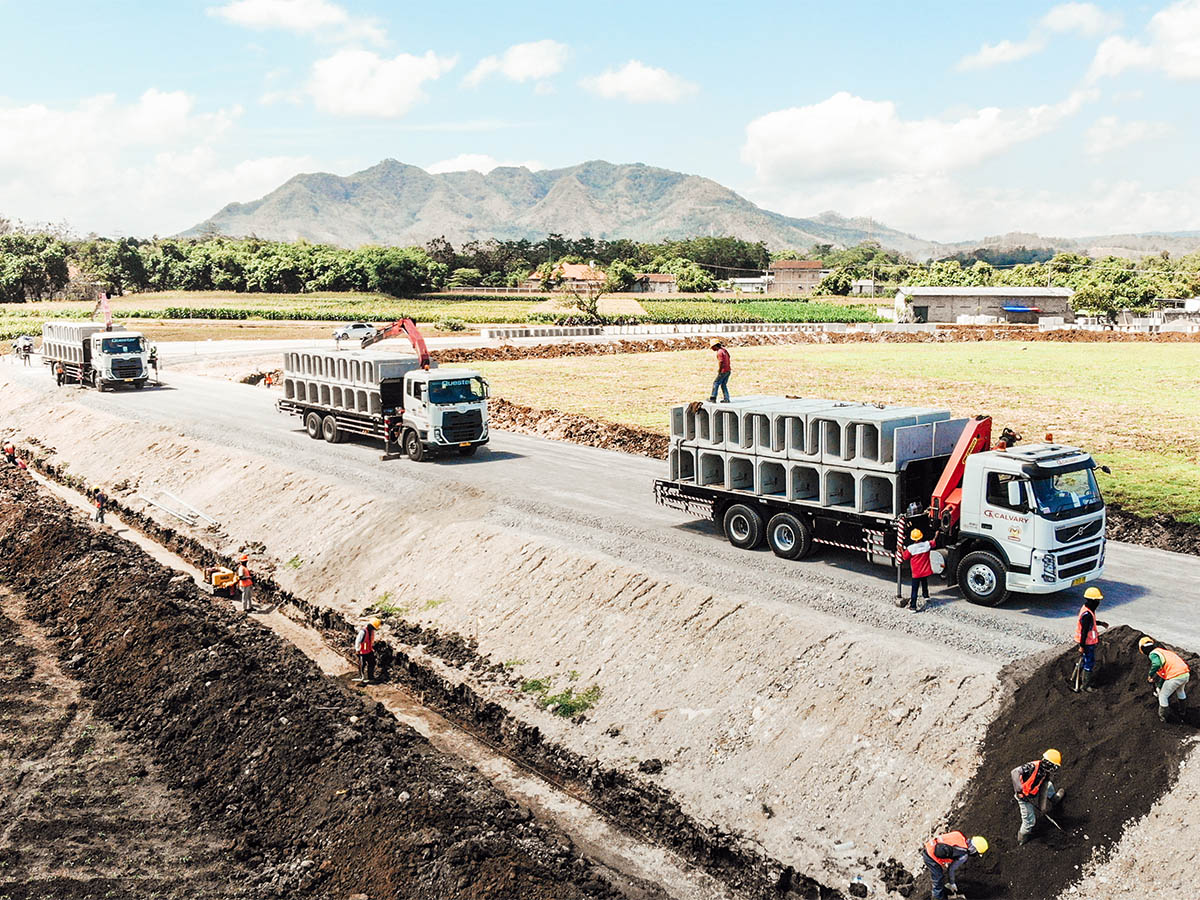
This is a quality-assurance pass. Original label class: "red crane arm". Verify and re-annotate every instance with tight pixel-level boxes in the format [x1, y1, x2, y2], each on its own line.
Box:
[929, 415, 992, 531]
[360, 317, 431, 368]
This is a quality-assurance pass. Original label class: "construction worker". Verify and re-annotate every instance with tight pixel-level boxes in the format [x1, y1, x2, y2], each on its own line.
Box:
[708, 340, 731, 403]
[236, 554, 254, 613]
[148, 345, 159, 383]
[920, 831, 987, 900]
[900, 528, 937, 610]
[1139, 637, 1190, 722]
[93, 486, 107, 524]
[1073, 587, 1108, 693]
[54, 361, 65, 386]
[2, 442, 16, 465]
[1011, 749, 1065, 845]
[355, 617, 381, 683]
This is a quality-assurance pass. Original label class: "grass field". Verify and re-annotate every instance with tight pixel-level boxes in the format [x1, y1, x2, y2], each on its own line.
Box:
[473, 342, 1200, 523]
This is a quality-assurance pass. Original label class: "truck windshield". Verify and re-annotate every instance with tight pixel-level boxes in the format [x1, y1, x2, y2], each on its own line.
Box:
[1031, 468, 1103, 520]
[101, 336, 144, 354]
[428, 377, 486, 405]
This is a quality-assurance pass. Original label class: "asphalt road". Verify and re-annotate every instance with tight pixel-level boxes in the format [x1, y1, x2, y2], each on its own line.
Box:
[13, 362, 1199, 656]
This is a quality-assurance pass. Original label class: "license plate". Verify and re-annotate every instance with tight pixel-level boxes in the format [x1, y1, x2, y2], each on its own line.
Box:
[124, 378, 133, 382]
[1071, 576, 1086, 586]
[459, 441, 471, 447]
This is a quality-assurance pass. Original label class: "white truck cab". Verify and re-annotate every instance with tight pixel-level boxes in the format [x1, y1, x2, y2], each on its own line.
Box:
[956, 442, 1105, 602]
[399, 367, 490, 457]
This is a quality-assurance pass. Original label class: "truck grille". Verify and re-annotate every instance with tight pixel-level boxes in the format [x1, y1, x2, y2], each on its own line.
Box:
[441, 409, 483, 442]
[111, 359, 143, 379]
[1055, 519, 1102, 544]
[1058, 543, 1103, 579]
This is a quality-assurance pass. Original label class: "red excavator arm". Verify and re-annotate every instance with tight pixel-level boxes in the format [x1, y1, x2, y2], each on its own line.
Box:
[929, 416, 992, 531]
[360, 318, 430, 368]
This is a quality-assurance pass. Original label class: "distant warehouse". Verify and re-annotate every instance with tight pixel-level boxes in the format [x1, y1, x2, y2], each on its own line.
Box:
[895, 286, 1075, 324]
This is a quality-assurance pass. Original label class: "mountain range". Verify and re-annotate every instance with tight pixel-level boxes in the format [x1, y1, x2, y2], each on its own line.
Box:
[184, 159, 1200, 259]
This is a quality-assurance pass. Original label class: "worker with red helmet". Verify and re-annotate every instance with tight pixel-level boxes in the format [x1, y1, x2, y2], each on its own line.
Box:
[920, 830, 987, 900]
[1140, 637, 1190, 723]
[1011, 749, 1065, 845]
[236, 554, 254, 613]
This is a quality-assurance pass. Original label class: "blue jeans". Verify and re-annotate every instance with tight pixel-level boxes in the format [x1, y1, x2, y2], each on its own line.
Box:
[1018, 781, 1055, 838]
[710, 372, 731, 402]
[922, 851, 948, 900]
[1081, 644, 1095, 672]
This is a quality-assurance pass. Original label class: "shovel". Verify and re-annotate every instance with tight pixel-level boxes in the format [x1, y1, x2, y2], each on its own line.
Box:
[1042, 811, 1063, 830]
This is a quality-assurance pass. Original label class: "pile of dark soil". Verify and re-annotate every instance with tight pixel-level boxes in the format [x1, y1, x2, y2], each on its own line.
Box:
[1106, 504, 1200, 557]
[934, 626, 1198, 899]
[489, 398, 670, 458]
[0, 467, 623, 900]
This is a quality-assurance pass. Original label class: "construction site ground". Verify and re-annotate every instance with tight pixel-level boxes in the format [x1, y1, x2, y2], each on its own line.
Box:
[2, 340, 1199, 899]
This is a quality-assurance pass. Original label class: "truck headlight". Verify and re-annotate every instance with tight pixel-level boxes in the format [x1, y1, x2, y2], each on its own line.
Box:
[1041, 552, 1057, 584]
[434, 427, 444, 442]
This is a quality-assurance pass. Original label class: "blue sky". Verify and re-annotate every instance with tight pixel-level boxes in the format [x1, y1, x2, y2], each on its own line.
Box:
[1, 0, 1198, 241]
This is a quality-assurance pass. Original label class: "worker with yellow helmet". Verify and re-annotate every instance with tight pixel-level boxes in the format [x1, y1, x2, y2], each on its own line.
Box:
[898, 527, 938, 611]
[920, 830, 988, 900]
[1139, 636, 1190, 723]
[1011, 749, 1065, 845]
[1073, 586, 1108, 693]
[355, 616, 383, 684]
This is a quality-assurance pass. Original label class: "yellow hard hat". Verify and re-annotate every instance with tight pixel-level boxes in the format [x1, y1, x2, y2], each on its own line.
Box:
[910, 528, 923, 541]
[970, 836, 988, 855]
[1083, 587, 1103, 600]
[1139, 637, 1155, 654]
[710, 339, 722, 349]
[370, 617, 382, 629]
[1043, 748, 1062, 767]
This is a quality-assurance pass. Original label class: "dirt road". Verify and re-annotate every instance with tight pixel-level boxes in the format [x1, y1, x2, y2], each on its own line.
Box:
[8, 364, 1199, 655]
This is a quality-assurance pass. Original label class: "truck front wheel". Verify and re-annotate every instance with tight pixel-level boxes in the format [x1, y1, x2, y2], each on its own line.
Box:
[766, 513, 813, 560]
[957, 550, 1010, 606]
[305, 412, 322, 439]
[723, 503, 764, 550]
[404, 430, 425, 462]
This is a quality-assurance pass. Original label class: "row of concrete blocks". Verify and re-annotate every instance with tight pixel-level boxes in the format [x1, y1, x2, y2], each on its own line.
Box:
[479, 326, 604, 339]
[670, 399, 962, 472]
[283, 349, 428, 388]
[282, 377, 382, 415]
[669, 444, 899, 515]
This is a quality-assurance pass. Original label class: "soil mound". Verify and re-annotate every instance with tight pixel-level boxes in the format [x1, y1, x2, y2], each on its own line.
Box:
[489, 398, 669, 458]
[935, 626, 1198, 899]
[0, 468, 622, 900]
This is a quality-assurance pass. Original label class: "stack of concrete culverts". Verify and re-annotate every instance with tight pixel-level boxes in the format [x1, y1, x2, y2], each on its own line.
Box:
[667, 397, 966, 516]
[282, 349, 430, 416]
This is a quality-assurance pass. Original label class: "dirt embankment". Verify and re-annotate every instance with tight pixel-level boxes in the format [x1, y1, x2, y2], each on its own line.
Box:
[938, 626, 1199, 900]
[0, 467, 625, 900]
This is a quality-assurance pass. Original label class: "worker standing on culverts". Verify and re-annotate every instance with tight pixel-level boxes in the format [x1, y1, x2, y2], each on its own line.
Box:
[1011, 749, 1065, 845]
[1073, 587, 1108, 693]
[708, 340, 731, 403]
[355, 617, 380, 683]
[1139, 637, 1190, 722]
[236, 554, 254, 613]
[920, 831, 987, 900]
[899, 528, 937, 610]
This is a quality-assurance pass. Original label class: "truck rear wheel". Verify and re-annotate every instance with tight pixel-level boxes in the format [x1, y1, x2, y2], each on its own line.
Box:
[723, 503, 764, 550]
[321, 415, 344, 443]
[766, 512, 813, 560]
[957, 550, 1010, 606]
[405, 430, 425, 462]
[305, 412, 322, 439]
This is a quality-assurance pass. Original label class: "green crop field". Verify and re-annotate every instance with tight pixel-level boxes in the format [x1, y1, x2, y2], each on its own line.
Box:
[472, 341, 1200, 523]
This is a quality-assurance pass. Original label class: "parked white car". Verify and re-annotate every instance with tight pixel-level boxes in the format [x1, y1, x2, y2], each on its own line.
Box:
[333, 322, 378, 342]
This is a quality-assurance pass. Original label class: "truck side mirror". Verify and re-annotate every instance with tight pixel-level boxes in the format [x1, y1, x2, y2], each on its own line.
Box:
[1007, 480, 1026, 510]
[1099, 465, 1112, 475]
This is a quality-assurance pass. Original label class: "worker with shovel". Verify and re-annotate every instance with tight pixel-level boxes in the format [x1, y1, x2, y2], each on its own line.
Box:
[1072, 587, 1108, 693]
[1139, 637, 1190, 723]
[920, 830, 987, 900]
[1011, 749, 1065, 845]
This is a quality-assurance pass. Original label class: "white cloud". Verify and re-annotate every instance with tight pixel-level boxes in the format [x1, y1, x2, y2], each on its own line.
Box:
[1084, 115, 1172, 155]
[1088, 0, 1200, 80]
[0, 90, 312, 235]
[307, 49, 457, 117]
[958, 2, 1121, 70]
[425, 154, 543, 174]
[208, 0, 385, 44]
[741, 90, 1093, 182]
[464, 40, 568, 87]
[580, 60, 698, 103]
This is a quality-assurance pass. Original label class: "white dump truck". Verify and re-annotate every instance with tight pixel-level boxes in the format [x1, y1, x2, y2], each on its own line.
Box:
[277, 348, 490, 461]
[41, 321, 152, 389]
[654, 397, 1106, 606]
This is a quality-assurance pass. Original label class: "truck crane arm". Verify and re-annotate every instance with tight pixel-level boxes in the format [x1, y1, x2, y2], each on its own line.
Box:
[929, 415, 993, 532]
[360, 317, 430, 368]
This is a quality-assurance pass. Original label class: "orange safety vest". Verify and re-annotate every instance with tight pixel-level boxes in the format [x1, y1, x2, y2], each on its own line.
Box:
[1020, 761, 1048, 797]
[1074, 605, 1098, 646]
[358, 626, 374, 655]
[237, 564, 253, 588]
[924, 831, 968, 866]
[1154, 648, 1190, 681]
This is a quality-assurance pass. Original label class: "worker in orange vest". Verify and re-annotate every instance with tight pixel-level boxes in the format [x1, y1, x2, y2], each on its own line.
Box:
[1140, 637, 1190, 722]
[236, 554, 254, 613]
[55, 361, 65, 386]
[355, 617, 381, 683]
[1073, 587, 1108, 693]
[1011, 748, 1064, 844]
[920, 831, 987, 900]
[2, 442, 16, 465]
